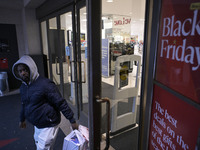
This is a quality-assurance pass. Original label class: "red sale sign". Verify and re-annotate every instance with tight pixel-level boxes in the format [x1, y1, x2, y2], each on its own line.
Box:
[149, 85, 200, 150]
[0, 58, 8, 69]
[155, 0, 200, 103]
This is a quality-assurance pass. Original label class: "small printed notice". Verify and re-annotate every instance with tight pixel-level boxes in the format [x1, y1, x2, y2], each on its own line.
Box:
[119, 65, 129, 88]
[149, 85, 200, 150]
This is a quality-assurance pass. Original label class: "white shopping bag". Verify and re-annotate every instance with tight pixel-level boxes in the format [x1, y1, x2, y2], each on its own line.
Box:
[62, 129, 88, 150]
[78, 125, 89, 141]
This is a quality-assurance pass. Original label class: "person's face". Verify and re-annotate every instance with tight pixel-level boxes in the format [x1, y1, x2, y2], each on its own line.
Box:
[17, 64, 30, 83]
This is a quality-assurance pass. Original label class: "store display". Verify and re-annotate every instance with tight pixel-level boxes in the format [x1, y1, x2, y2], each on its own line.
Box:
[109, 42, 134, 75]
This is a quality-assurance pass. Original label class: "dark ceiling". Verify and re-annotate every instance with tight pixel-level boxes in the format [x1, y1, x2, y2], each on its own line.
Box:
[0, 0, 46, 9]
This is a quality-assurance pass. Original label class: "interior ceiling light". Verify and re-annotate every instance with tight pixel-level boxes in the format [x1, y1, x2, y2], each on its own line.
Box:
[106, 0, 113, 2]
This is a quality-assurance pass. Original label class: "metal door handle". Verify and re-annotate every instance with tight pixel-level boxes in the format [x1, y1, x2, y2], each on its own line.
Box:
[96, 97, 110, 150]
[70, 61, 76, 82]
[81, 61, 86, 83]
[70, 61, 86, 83]
[55, 57, 60, 75]
[76, 61, 86, 83]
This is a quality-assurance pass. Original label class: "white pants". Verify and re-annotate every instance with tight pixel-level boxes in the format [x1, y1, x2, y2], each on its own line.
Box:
[34, 125, 59, 150]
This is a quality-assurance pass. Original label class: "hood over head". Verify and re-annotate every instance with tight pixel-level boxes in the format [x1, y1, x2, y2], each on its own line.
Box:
[12, 55, 39, 84]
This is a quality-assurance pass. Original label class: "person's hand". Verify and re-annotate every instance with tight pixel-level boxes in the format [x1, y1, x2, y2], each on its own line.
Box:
[19, 121, 26, 129]
[71, 123, 78, 130]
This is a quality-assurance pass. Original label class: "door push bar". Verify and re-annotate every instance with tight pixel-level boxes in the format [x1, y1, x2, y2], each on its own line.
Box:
[70, 60, 76, 82]
[80, 61, 86, 83]
[70, 61, 86, 83]
[96, 97, 110, 150]
[55, 57, 60, 75]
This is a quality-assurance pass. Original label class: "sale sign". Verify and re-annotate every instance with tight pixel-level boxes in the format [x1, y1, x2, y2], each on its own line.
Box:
[149, 85, 200, 150]
[155, 0, 200, 103]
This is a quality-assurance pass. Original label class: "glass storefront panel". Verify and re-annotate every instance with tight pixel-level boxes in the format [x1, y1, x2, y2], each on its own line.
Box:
[60, 12, 74, 102]
[48, 17, 60, 86]
[79, 7, 88, 115]
[40, 21, 50, 78]
[39, 3, 90, 148]
[101, 0, 146, 149]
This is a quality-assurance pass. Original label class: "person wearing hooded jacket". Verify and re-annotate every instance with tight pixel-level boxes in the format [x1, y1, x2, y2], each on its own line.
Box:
[12, 55, 78, 150]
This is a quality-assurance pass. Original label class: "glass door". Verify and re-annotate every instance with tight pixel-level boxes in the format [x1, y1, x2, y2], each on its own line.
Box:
[39, 0, 91, 147]
[40, 0, 88, 124]
[41, 15, 69, 94]
[77, 5, 88, 119]
[100, 0, 146, 149]
[48, 17, 60, 86]
[59, 5, 88, 123]
[59, 11, 75, 103]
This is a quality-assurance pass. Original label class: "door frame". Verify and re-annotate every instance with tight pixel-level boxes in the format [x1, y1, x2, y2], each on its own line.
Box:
[138, 0, 163, 149]
[87, 0, 102, 149]
[75, 0, 87, 118]
[39, 2, 85, 117]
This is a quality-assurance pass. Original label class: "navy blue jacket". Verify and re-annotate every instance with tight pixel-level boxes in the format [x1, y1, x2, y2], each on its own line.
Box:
[20, 76, 75, 128]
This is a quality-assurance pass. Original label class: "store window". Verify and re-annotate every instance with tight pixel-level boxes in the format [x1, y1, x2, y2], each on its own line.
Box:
[101, 0, 146, 149]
